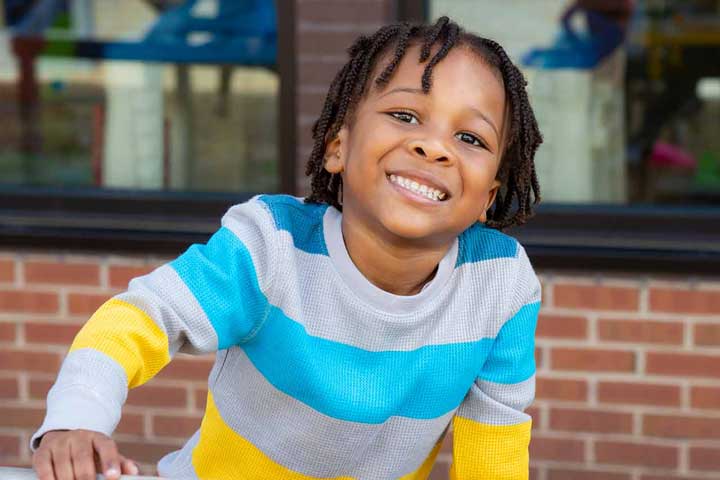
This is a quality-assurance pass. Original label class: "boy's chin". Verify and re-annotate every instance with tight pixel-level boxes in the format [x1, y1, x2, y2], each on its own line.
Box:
[379, 216, 454, 246]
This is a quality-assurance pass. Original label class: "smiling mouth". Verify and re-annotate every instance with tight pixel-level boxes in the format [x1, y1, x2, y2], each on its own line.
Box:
[387, 174, 449, 202]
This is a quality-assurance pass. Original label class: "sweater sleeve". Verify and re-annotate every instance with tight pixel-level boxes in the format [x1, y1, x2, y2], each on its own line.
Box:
[31, 197, 278, 450]
[450, 244, 541, 479]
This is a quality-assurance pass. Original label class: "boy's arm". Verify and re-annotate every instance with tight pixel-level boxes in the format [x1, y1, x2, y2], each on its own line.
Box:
[450, 246, 540, 479]
[31, 198, 277, 449]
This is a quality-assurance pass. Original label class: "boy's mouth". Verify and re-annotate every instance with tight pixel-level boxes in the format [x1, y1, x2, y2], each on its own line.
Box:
[387, 173, 449, 202]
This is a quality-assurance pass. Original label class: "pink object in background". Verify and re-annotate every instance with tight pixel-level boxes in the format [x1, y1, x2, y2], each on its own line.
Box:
[649, 141, 697, 170]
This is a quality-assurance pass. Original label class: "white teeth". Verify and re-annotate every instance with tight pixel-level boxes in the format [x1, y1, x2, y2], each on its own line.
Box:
[388, 174, 446, 202]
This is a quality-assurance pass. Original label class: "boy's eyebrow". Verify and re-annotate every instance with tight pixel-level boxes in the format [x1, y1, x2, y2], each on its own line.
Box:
[378, 87, 500, 140]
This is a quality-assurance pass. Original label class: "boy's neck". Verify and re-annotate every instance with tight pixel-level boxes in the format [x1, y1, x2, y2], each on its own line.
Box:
[340, 215, 452, 296]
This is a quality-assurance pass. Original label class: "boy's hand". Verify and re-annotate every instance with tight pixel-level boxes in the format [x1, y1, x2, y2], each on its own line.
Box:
[33, 430, 139, 480]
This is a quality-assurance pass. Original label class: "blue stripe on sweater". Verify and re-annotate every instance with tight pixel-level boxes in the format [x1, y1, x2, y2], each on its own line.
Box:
[478, 301, 540, 384]
[170, 227, 269, 349]
[456, 222, 518, 266]
[258, 194, 329, 256]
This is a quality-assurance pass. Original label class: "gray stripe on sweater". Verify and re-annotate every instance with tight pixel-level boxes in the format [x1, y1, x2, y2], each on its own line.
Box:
[117, 264, 218, 355]
[208, 347, 453, 479]
[457, 375, 535, 426]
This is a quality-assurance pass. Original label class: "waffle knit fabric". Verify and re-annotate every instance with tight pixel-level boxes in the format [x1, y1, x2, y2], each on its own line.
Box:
[31, 194, 541, 479]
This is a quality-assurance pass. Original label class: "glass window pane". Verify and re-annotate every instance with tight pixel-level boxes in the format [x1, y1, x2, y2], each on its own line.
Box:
[429, 0, 720, 206]
[0, 0, 278, 193]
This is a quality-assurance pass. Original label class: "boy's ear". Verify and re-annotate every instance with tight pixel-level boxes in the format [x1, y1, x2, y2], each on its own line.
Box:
[323, 126, 348, 174]
[478, 179, 502, 223]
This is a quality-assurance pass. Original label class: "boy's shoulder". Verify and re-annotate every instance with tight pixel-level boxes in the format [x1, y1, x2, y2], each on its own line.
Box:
[456, 222, 525, 266]
[224, 194, 330, 256]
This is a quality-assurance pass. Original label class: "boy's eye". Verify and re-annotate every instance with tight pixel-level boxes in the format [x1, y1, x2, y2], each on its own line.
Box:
[388, 111, 419, 124]
[456, 132, 486, 149]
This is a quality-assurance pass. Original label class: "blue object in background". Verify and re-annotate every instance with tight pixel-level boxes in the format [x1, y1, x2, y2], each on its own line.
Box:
[521, 9, 624, 69]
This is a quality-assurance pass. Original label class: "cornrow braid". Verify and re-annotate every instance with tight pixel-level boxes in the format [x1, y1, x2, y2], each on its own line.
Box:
[304, 16, 543, 230]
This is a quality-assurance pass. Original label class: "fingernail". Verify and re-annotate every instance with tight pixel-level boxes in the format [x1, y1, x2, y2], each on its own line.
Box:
[130, 463, 139, 475]
[105, 467, 120, 478]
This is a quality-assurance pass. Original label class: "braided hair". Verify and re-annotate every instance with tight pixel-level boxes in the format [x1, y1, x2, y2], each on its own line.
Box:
[304, 16, 542, 230]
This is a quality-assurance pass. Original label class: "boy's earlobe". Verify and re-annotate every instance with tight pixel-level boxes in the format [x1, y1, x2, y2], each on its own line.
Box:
[324, 128, 347, 174]
[478, 180, 502, 223]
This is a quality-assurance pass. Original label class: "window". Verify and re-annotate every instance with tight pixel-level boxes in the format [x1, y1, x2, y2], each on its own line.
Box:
[427, 0, 720, 272]
[0, 0, 296, 252]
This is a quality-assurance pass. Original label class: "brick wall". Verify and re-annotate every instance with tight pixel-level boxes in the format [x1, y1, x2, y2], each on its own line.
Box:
[296, 0, 395, 193]
[1, 250, 719, 479]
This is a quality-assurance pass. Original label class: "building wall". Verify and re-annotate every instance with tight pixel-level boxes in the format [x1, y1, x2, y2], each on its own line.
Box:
[1, 250, 719, 479]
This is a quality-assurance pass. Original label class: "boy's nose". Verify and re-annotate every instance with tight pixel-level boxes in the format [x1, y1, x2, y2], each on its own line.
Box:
[409, 138, 453, 164]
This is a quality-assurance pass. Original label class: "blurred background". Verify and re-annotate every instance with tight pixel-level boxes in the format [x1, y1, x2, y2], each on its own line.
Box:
[0, 0, 719, 479]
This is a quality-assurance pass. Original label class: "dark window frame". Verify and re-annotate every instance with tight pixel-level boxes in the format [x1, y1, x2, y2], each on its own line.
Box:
[1, 0, 719, 274]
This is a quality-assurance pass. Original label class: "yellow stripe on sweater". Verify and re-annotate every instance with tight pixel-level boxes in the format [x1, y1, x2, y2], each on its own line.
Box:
[69, 298, 170, 388]
[449, 416, 531, 480]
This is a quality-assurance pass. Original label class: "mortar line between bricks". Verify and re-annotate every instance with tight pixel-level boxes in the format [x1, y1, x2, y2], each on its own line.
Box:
[679, 440, 689, 474]
[540, 400, 720, 417]
[539, 307, 720, 321]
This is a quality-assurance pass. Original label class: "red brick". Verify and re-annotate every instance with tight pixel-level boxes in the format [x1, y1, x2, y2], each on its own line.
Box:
[0, 259, 14, 283]
[536, 377, 587, 401]
[0, 350, 62, 373]
[526, 406, 540, 430]
[548, 469, 630, 480]
[298, 30, 372, 58]
[0, 290, 59, 314]
[299, 58, 346, 86]
[550, 408, 632, 434]
[536, 314, 587, 339]
[554, 284, 639, 311]
[194, 388, 208, 411]
[598, 381, 680, 406]
[0, 406, 46, 428]
[694, 323, 720, 346]
[650, 288, 720, 315]
[28, 377, 54, 399]
[25, 261, 100, 286]
[0, 322, 15, 342]
[153, 414, 202, 438]
[691, 386, 720, 410]
[690, 446, 720, 471]
[598, 319, 683, 345]
[643, 414, 720, 439]
[126, 385, 187, 408]
[595, 441, 678, 468]
[157, 357, 214, 382]
[109, 265, 155, 289]
[529, 436, 585, 462]
[428, 459, 450, 480]
[25, 322, 81, 345]
[646, 352, 720, 378]
[0, 377, 19, 398]
[68, 293, 109, 316]
[115, 440, 181, 464]
[641, 476, 709, 480]
[551, 348, 635, 372]
[115, 412, 145, 436]
[0, 433, 20, 457]
[298, 1, 387, 24]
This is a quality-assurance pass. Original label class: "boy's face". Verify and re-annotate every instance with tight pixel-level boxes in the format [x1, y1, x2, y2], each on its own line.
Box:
[325, 44, 506, 247]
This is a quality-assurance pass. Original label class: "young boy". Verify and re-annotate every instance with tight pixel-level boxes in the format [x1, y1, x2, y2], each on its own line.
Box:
[32, 16, 543, 480]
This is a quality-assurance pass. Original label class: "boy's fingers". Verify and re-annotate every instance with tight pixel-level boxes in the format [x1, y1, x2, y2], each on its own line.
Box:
[50, 441, 74, 480]
[91, 435, 121, 480]
[120, 455, 140, 476]
[32, 449, 56, 480]
[70, 440, 98, 480]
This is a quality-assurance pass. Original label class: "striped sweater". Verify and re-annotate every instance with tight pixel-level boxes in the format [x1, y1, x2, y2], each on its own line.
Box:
[32, 194, 541, 479]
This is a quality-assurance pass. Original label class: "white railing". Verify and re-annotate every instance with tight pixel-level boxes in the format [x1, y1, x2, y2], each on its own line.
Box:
[0, 467, 161, 479]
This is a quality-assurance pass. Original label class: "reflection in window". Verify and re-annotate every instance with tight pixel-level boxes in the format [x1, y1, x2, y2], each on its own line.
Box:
[0, 0, 278, 193]
[430, 0, 720, 206]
